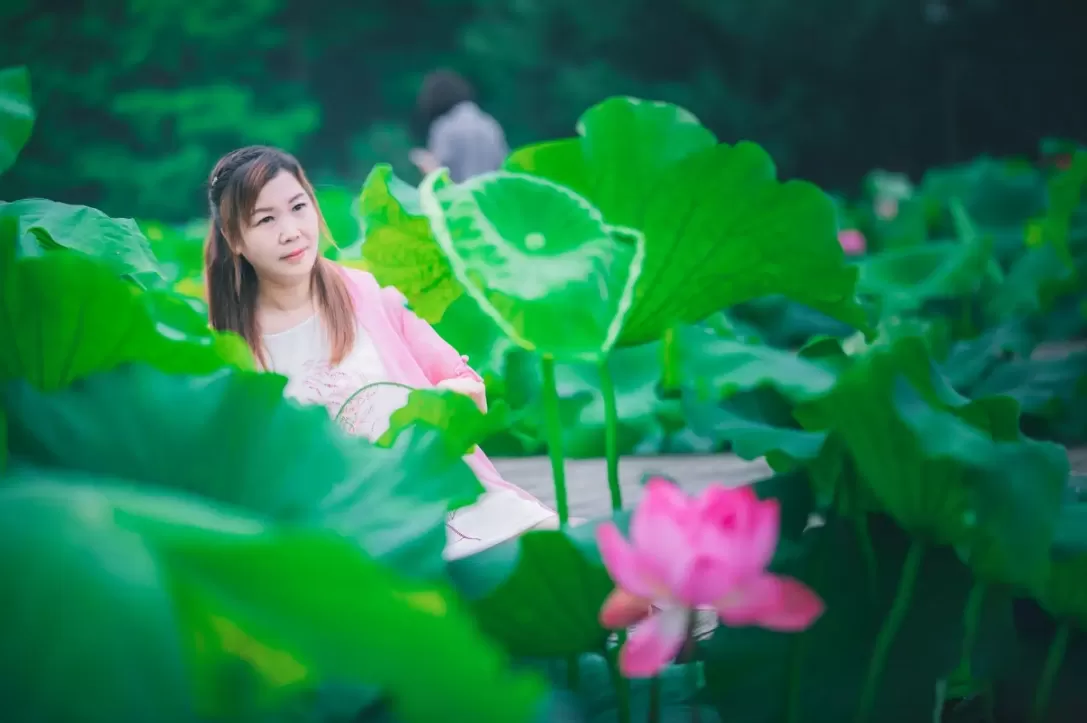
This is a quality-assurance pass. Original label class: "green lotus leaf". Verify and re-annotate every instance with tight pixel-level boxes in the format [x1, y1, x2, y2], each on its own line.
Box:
[0, 66, 35, 175]
[420, 169, 645, 361]
[0, 251, 251, 390]
[3, 198, 162, 282]
[448, 518, 619, 657]
[505, 96, 868, 346]
[1, 364, 483, 581]
[377, 388, 511, 459]
[359, 163, 462, 323]
[0, 474, 545, 723]
[801, 336, 1067, 591]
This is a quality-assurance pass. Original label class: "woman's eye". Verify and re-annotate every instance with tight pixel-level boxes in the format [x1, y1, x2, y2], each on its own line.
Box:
[293, 202, 307, 212]
[257, 216, 274, 225]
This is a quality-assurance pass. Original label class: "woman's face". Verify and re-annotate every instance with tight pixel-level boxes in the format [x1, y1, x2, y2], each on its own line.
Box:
[238, 170, 320, 282]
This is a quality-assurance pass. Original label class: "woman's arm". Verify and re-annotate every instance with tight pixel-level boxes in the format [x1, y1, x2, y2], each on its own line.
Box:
[381, 287, 487, 411]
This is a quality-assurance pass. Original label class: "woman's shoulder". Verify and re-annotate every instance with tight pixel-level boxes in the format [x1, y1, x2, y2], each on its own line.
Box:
[332, 262, 375, 291]
[433, 101, 501, 135]
[331, 262, 408, 308]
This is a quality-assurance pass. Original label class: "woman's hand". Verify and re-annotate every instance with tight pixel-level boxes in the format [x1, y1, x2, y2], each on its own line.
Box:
[436, 376, 487, 413]
[409, 148, 440, 175]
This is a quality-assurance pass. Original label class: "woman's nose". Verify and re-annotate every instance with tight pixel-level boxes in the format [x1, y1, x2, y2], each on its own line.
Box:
[278, 220, 300, 241]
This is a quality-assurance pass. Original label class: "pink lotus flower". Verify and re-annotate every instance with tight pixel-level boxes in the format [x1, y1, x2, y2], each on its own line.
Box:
[838, 228, 867, 255]
[596, 478, 824, 677]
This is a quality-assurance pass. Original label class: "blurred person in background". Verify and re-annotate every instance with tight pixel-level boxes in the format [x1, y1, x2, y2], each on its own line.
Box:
[409, 69, 509, 182]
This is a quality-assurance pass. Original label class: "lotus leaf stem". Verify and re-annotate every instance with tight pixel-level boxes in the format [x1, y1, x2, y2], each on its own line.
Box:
[784, 509, 839, 723]
[854, 539, 924, 723]
[599, 359, 623, 512]
[958, 582, 987, 676]
[606, 635, 632, 723]
[855, 515, 879, 603]
[1030, 621, 1070, 723]
[647, 675, 662, 723]
[661, 325, 680, 393]
[684, 610, 701, 723]
[540, 354, 569, 524]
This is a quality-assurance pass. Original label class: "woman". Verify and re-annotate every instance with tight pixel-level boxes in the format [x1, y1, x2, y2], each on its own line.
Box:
[203, 145, 558, 559]
[410, 69, 508, 182]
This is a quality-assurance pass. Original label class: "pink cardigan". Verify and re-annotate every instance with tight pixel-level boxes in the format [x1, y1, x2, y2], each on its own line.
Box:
[336, 264, 552, 512]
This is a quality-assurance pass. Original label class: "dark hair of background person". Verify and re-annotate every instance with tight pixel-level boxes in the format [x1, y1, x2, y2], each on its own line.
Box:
[413, 68, 477, 142]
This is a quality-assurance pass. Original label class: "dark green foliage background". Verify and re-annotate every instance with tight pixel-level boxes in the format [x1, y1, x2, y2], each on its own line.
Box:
[1, 0, 1084, 221]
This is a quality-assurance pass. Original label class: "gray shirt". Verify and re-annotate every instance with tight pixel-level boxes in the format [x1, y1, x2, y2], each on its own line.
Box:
[428, 101, 509, 182]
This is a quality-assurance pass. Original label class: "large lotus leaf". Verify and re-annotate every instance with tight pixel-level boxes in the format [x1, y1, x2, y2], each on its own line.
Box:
[3, 198, 162, 281]
[967, 350, 1087, 419]
[431, 307, 696, 457]
[679, 332, 839, 403]
[1, 364, 483, 581]
[986, 243, 1079, 322]
[359, 164, 463, 323]
[0, 222, 11, 472]
[701, 514, 1016, 723]
[553, 342, 670, 458]
[1, 366, 351, 514]
[855, 238, 997, 314]
[0, 408, 6, 473]
[0, 251, 252, 390]
[308, 426, 486, 581]
[499, 138, 592, 202]
[559, 653, 717, 723]
[892, 385, 1070, 589]
[637, 397, 719, 456]
[992, 502, 1087, 721]
[377, 388, 511, 458]
[939, 320, 1036, 391]
[798, 336, 1067, 591]
[505, 96, 868, 346]
[920, 156, 1047, 231]
[435, 313, 688, 457]
[564, 98, 718, 228]
[420, 169, 646, 361]
[138, 219, 205, 286]
[448, 516, 620, 657]
[0, 476, 195, 723]
[474, 343, 667, 459]
[992, 609, 1087, 723]
[433, 293, 517, 377]
[677, 330, 838, 466]
[1033, 151, 1087, 266]
[314, 185, 363, 249]
[1029, 501, 1087, 628]
[726, 296, 860, 348]
[855, 170, 928, 254]
[841, 313, 955, 361]
[0, 475, 545, 723]
[428, 296, 545, 455]
[139, 288, 236, 345]
[480, 351, 553, 456]
[701, 309, 765, 344]
[682, 388, 827, 467]
[618, 141, 866, 345]
[0, 66, 34, 175]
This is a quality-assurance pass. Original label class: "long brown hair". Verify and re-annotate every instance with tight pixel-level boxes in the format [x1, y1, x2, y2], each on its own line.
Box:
[203, 145, 356, 369]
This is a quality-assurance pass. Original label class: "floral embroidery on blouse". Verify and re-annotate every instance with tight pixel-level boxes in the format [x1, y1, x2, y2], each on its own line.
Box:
[289, 358, 408, 442]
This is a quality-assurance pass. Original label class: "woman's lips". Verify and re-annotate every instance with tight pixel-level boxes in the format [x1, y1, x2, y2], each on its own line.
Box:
[281, 247, 307, 262]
